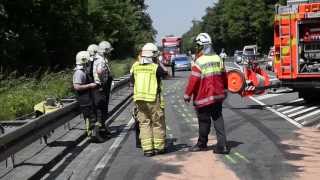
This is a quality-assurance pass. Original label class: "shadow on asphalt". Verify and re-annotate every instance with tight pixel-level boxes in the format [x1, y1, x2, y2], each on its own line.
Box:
[205, 140, 243, 151]
[165, 138, 190, 153]
[228, 105, 265, 110]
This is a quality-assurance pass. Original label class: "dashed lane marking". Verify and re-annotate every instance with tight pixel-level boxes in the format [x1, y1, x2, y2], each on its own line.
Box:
[234, 152, 250, 163]
[225, 155, 237, 164]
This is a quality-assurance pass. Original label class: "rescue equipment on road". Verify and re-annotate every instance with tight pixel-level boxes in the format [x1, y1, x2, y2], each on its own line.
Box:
[227, 55, 271, 96]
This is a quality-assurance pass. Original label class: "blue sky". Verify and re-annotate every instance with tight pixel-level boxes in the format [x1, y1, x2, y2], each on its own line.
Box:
[145, 0, 215, 44]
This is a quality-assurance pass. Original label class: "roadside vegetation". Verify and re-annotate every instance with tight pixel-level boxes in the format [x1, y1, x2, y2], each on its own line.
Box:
[0, 58, 134, 121]
[0, 0, 151, 120]
[182, 0, 287, 54]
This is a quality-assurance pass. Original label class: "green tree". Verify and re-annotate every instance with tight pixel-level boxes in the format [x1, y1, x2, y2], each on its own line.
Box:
[182, 0, 284, 54]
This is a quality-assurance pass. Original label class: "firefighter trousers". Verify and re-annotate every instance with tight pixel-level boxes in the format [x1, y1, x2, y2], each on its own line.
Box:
[80, 105, 97, 136]
[93, 88, 108, 128]
[196, 102, 227, 148]
[135, 98, 166, 152]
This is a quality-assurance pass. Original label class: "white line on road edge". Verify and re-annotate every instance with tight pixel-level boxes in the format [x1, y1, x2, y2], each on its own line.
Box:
[88, 117, 135, 180]
[255, 93, 283, 100]
[249, 96, 303, 128]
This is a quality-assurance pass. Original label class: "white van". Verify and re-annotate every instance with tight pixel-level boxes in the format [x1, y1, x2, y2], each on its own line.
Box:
[243, 45, 258, 56]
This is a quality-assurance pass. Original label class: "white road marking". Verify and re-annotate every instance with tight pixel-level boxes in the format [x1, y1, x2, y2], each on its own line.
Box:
[288, 106, 318, 118]
[88, 117, 135, 179]
[276, 98, 304, 111]
[166, 126, 172, 131]
[249, 96, 303, 128]
[295, 109, 320, 122]
[255, 93, 283, 100]
[282, 106, 306, 114]
[276, 106, 293, 111]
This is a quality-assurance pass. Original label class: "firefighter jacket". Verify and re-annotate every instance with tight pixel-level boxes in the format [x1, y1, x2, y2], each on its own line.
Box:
[184, 54, 228, 108]
[132, 63, 159, 102]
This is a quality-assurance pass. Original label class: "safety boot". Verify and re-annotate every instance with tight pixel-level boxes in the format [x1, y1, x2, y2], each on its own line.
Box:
[189, 144, 207, 152]
[99, 125, 111, 138]
[213, 145, 230, 154]
[91, 123, 104, 143]
[143, 150, 154, 157]
[154, 149, 166, 155]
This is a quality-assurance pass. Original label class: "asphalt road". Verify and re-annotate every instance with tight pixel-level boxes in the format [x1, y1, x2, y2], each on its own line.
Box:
[2, 62, 320, 180]
[102, 69, 320, 180]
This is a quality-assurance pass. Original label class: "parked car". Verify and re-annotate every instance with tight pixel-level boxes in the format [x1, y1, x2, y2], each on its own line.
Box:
[234, 50, 243, 64]
[173, 54, 191, 71]
[266, 46, 275, 71]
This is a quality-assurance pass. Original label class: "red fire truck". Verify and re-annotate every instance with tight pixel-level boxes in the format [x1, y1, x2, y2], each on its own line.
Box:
[161, 36, 182, 66]
[228, 0, 320, 102]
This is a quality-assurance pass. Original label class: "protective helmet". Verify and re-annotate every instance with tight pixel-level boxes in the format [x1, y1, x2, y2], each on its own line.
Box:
[141, 43, 159, 58]
[98, 41, 113, 54]
[87, 44, 99, 56]
[195, 33, 212, 46]
[76, 51, 90, 65]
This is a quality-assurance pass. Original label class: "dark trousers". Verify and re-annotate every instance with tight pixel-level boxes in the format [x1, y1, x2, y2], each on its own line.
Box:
[196, 102, 227, 148]
[104, 77, 113, 110]
[93, 89, 108, 127]
[171, 63, 175, 77]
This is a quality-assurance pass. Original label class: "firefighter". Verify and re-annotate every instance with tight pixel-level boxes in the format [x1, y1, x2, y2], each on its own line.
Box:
[91, 41, 113, 138]
[86, 44, 99, 82]
[73, 51, 103, 142]
[184, 33, 229, 154]
[131, 43, 167, 157]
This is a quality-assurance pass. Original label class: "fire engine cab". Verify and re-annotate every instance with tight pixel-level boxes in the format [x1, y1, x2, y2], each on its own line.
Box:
[228, 0, 320, 102]
[274, 0, 320, 101]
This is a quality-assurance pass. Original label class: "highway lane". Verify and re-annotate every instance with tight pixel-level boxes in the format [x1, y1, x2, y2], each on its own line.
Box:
[103, 70, 320, 180]
[2, 64, 320, 179]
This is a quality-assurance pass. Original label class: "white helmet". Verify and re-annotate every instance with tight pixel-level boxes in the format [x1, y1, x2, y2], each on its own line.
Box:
[87, 44, 99, 56]
[98, 41, 113, 54]
[195, 33, 212, 46]
[141, 43, 159, 58]
[76, 51, 90, 65]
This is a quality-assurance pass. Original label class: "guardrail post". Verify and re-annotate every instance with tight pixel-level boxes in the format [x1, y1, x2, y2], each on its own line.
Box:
[11, 154, 15, 167]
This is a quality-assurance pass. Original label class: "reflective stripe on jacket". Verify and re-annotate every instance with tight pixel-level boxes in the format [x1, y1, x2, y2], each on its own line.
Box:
[184, 55, 228, 108]
[132, 63, 159, 102]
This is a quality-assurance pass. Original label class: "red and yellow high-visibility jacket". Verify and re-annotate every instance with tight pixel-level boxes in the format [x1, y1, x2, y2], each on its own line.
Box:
[184, 54, 228, 108]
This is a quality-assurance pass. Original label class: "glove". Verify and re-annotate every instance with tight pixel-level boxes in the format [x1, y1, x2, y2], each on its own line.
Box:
[184, 97, 191, 103]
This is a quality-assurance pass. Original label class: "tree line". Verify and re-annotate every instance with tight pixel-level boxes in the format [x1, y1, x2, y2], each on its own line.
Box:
[182, 0, 286, 55]
[0, 0, 156, 74]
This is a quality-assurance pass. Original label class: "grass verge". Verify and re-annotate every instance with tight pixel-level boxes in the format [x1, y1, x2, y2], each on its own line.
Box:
[0, 58, 134, 120]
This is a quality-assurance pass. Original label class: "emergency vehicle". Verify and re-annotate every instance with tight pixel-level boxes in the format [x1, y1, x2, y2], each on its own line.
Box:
[228, 0, 320, 102]
[161, 36, 182, 66]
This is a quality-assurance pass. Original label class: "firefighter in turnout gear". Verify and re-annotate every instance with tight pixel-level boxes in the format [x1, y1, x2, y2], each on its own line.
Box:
[184, 33, 230, 154]
[131, 43, 167, 157]
[73, 51, 103, 142]
[91, 41, 113, 138]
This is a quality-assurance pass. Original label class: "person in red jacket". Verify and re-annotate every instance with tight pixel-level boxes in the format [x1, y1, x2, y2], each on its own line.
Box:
[184, 33, 229, 154]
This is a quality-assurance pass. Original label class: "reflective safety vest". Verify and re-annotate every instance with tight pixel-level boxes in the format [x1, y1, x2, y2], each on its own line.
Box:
[184, 55, 227, 108]
[132, 63, 159, 102]
[160, 82, 165, 108]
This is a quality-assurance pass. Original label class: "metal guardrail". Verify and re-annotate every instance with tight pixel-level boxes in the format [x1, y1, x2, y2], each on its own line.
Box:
[0, 75, 131, 163]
